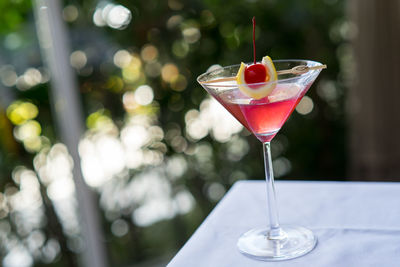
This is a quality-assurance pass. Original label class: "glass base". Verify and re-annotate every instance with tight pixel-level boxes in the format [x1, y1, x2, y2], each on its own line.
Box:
[237, 226, 317, 261]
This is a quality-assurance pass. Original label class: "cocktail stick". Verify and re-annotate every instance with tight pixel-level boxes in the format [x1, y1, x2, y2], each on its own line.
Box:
[201, 64, 327, 84]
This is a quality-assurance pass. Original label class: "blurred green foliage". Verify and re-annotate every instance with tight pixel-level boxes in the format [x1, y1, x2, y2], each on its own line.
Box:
[0, 0, 31, 34]
[0, 0, 348, 266]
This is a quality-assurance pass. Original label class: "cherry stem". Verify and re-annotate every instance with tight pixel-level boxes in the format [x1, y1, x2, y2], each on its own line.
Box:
[252, 16, 256, 65]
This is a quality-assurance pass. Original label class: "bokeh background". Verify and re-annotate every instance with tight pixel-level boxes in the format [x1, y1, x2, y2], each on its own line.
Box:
[1, 0, 398, 266]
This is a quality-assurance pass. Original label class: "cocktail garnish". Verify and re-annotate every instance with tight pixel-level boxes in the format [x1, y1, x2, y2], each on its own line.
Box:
[237, 56, 278, 99]
[235, 17, 278, 99]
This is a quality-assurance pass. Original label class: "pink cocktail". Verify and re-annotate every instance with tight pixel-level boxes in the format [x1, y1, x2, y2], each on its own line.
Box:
[198, 60, 323, 261]
[213, 83, 310, 142]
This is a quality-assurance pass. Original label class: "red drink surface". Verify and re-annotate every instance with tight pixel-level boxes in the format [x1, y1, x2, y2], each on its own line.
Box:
[213, 84, 305, 142]
[240, 97, 298, 142]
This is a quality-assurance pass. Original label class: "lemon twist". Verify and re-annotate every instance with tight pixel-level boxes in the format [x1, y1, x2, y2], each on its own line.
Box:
[236, 56, 278, 99]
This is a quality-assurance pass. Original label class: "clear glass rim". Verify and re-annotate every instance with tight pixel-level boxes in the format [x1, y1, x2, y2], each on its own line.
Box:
[197, 59, 323, 87]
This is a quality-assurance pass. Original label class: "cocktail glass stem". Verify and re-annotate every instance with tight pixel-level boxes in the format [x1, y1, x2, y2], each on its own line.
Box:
[263, 142, 286, 240]
[237, 140, 316, 260]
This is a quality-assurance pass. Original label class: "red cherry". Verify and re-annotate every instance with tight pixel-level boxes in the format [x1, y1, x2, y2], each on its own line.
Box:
[244, 64, 268, 84]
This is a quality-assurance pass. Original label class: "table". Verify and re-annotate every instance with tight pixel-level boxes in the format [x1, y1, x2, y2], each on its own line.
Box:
[167, 180, 400, 267]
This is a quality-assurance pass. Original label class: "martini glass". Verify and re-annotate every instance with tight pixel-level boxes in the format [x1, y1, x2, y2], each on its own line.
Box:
[197, 59, 323, 261]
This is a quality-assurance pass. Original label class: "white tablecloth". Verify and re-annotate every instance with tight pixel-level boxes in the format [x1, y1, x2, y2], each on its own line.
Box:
[167, 180, 400, 267]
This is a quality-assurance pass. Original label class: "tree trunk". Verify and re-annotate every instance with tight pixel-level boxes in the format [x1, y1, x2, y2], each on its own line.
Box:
[349, 0, 400, 181]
